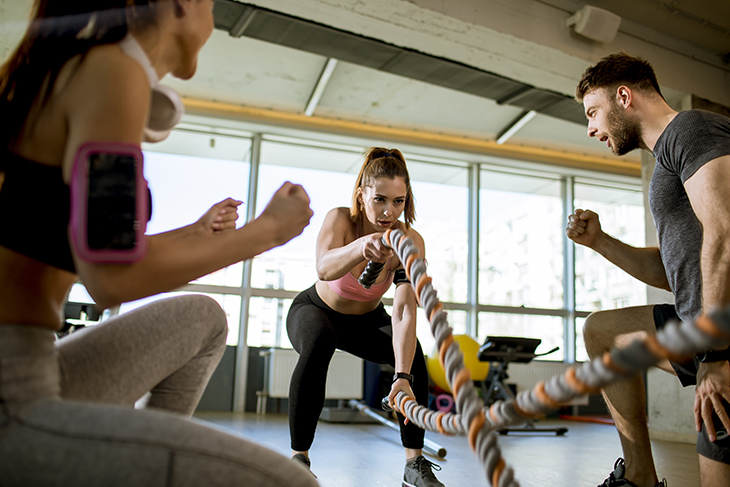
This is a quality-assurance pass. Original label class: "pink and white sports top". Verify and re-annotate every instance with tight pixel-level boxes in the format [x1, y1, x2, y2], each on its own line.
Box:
[326, 223, 394, 302]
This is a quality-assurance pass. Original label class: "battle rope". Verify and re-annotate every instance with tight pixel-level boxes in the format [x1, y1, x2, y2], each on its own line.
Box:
[363, 227, 730, 487]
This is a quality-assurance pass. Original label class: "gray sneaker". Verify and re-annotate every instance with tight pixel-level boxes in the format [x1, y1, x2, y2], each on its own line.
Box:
[291, 453, 317, 479]
[403, 455, 445, 487]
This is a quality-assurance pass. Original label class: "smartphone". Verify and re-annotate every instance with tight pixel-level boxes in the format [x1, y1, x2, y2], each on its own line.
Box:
[70, 142, 148, 263]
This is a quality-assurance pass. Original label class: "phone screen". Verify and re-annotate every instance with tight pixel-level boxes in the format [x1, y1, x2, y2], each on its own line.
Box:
[86, 152, 138, 251]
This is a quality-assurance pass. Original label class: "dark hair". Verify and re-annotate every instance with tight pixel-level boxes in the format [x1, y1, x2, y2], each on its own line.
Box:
[0, 1, 158, 148]
[575, 52, 663, 102]
[350, 147, 416, 230]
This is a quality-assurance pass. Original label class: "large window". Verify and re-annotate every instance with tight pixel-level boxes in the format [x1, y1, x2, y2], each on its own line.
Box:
[574, 180, 646, 312]
[408, 160, 469, 304]
[113, 129, 251, 344]
[573, 180, 646, 361]
[250, 139, 361, 293]
[478, 312, 565, 360]
[246, 141, 471, 349]
[479, 170, 563, 309]
[476, 170, 565, 360]
[70, 120, 646, 392]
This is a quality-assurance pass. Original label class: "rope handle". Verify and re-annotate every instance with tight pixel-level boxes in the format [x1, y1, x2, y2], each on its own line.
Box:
[357, 231, 393, 289]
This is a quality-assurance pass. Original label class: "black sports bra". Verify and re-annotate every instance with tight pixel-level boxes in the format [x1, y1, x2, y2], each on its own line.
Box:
[0, 150, 76, 272]
[0, 149, 151, 273]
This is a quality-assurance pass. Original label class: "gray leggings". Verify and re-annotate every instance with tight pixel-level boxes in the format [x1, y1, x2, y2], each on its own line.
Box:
[0, 295, 317, 487]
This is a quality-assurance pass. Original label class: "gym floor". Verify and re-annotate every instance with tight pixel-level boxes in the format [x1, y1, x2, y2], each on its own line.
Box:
[194, 412, 700, 487]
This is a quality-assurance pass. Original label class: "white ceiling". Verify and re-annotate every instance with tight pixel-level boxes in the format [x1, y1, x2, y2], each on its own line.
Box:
[166, 0, 730, 168]
[168, 28, 636, 162]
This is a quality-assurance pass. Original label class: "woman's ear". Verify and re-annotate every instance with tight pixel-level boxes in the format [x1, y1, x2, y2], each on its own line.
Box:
[172, 0, 191, 18]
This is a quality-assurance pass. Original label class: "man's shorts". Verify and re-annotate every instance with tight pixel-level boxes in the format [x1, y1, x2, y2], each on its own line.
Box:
[654, 303, 730, 464]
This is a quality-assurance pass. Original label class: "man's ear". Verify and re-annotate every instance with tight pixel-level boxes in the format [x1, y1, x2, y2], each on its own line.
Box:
[616, 85, 633, 109]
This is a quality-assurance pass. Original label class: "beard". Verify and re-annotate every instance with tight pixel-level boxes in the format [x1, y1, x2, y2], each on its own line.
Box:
[606, 104, 642, 156]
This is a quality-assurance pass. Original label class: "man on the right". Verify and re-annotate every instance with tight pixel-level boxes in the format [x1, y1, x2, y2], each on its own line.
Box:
[566, 52, 730, 487]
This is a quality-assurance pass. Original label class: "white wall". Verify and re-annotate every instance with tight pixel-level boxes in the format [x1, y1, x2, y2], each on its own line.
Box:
[0, 0, 31, 62]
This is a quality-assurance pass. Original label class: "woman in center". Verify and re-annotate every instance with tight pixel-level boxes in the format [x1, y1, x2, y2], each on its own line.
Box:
[286, 147, 446, 487]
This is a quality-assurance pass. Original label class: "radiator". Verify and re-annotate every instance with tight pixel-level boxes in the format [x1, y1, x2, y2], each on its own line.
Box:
[506, 361, 589, 406]
[264, 348, 363, 400]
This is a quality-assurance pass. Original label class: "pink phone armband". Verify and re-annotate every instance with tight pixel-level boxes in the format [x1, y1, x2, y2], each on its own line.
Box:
[69, 142, 148, 263]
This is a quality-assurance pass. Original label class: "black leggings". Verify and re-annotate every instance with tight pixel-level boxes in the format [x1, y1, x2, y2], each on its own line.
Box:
[286, 285, 428, 451]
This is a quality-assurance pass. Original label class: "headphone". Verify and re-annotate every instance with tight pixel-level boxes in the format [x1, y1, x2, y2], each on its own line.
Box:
[118, 34, 184, 142]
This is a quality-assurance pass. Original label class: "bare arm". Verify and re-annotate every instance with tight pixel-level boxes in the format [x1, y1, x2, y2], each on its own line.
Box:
[566, 208, 670, 290]
[685, 155, 730, 441]
[685, 155, 730, 312]
[62, 49, 312, 308]
[78, 184, 310, 309]
[315, 208, 392, 281]
[388, 229, 425, 407]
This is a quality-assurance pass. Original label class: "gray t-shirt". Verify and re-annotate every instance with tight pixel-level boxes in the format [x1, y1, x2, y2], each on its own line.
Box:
[649, 109, 730, 322]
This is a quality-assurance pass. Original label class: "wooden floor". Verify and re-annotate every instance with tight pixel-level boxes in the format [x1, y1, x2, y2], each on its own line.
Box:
[194, 411, 700, 487]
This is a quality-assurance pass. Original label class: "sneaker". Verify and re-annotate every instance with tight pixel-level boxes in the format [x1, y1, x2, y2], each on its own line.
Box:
[598, 458, 666, 487]
[403, 455, 445, 487]
[291, 453, 317, 479]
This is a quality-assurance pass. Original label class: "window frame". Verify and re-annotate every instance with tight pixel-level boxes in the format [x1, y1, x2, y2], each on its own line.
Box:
[95, 120, 645, 412]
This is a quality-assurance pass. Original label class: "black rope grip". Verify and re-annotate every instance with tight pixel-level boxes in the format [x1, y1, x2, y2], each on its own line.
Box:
[358, 261, 385, 289]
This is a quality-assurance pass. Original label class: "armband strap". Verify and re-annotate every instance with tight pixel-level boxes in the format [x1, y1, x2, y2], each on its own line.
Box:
[697, 347, 730, 363]
[69, 142, 149, 264]
[393, 268, 410, 285]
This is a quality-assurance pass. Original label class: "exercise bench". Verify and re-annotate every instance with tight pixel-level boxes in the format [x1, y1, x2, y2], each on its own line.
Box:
[478, 336, 568, 436]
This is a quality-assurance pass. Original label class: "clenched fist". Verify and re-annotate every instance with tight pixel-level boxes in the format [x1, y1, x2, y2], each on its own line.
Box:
[258, 182, 314, 246]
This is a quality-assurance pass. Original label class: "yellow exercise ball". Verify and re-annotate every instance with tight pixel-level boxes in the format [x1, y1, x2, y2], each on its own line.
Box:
[426, 335, 490, 393]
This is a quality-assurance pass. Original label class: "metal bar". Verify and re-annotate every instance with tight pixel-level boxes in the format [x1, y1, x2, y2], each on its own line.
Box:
[347, 400, 447, 459]
[476, 304, 569, 316]
[467, 164, 480, 337]
[496, 110, 538, 145]
[233, 132, 262, 412]
[562, 176, 576, 363]
[304, 58, 338, 117]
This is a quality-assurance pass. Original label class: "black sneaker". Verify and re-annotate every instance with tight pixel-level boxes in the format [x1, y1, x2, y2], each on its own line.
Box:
[403, 455, 445, 487]
[291, 453, 317, 479]
[598, 458, 666, 487]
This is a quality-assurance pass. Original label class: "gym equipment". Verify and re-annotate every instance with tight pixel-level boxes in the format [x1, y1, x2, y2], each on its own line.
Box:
[478, 336, 567, 436]
[57, 301, 103, 338]
[434, 394, 454, 413]
[427, 334, 489, 393]
[360, 227, 730, 487]
[349, 399, 447, 458]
